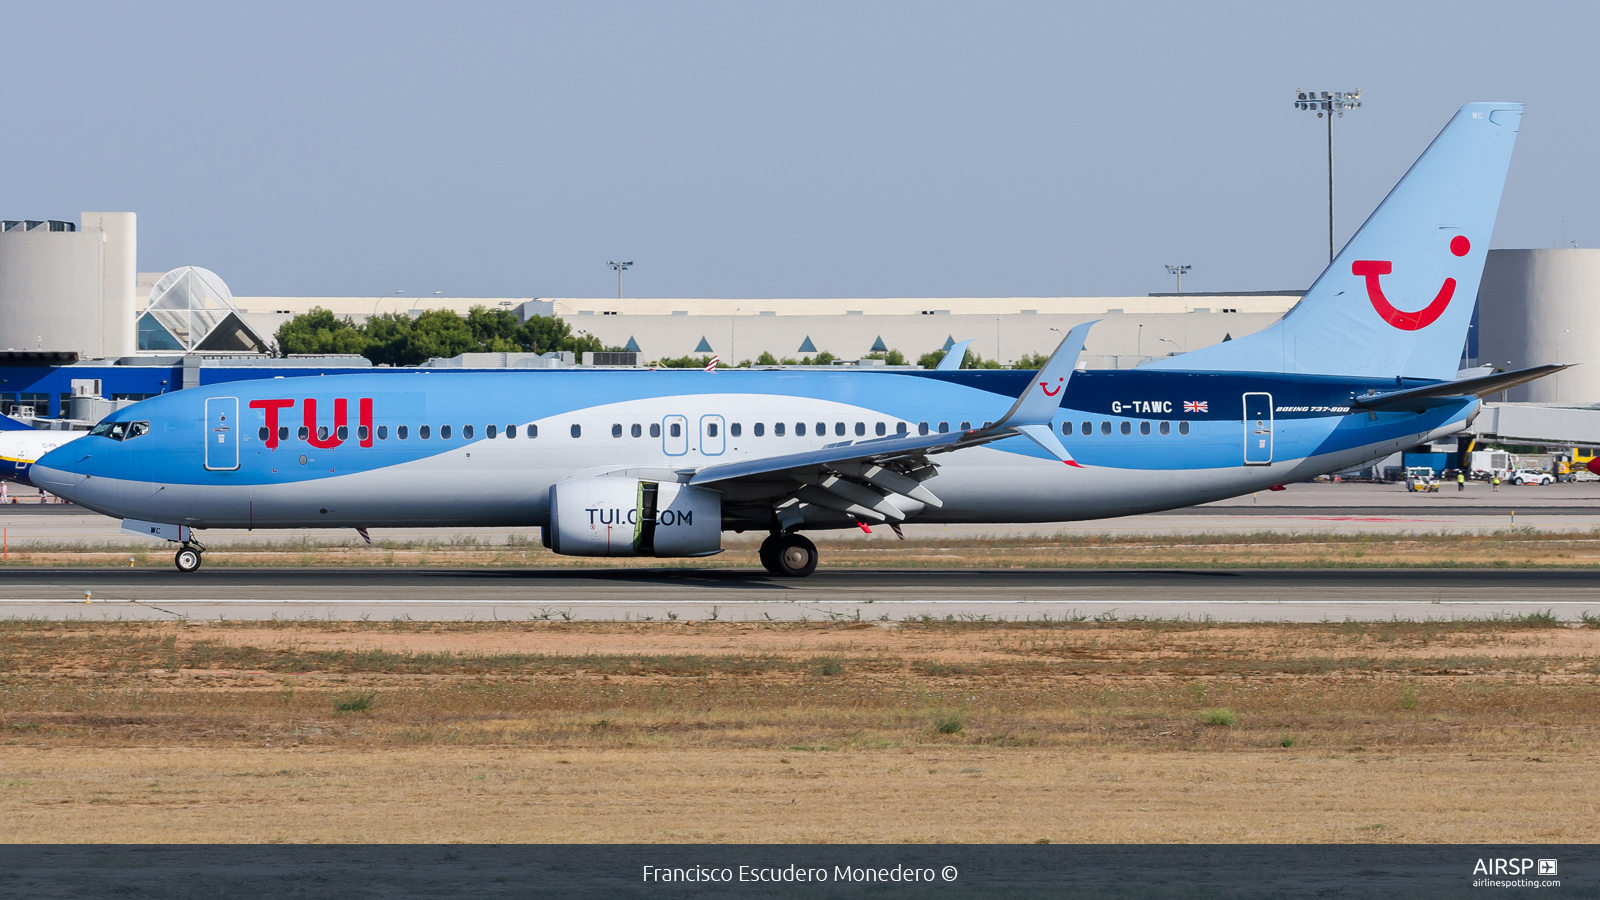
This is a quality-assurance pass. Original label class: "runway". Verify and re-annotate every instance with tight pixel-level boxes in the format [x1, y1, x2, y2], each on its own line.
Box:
[5, 567, 1595, 622]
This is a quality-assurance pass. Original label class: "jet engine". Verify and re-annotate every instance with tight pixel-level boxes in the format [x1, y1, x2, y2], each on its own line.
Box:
[546, 476, 722, 557]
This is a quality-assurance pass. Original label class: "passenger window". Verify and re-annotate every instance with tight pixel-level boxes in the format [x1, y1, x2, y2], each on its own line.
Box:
[1159, 421, 1170, 435]
[508, 424, 519, 438]
[298, 425, 310, 441]
[796, 423, 806, 437]
[775, 422, 786, 437]
[1060, 421, 1071, 436]
[398, 425, 409, 440]
[730, 423, 741, 437]
[938, 422, 949, 433]
[834, 422, 845, 436]
[875, 422, 886, 436]
[918, 422, 929, 435]
[612, 424, 622, 438]
[441, 425, 452, 439]
[357, 425, 369, 441]
[855, 422, 865, 436]
[1139, 421, 1150, 435]
[378, 425, 388, 440]
[1081, 421, 1091, 434]
[1100, 421, 1111, 435]
[530, 424, 538, 438]
[486, 424, 497, 438]
[631, 423, 642, 438]
[462, 424, 473, 439]
[816, 422, 825, 436]
[960, 421, 971, 431]
[649, 423, 660, 438]
[259, 426, 270, 441]
[669, 423, 681, 438]
[420, 425, 431, 439]
[708, 423, 719, 438]
[337, 425, 349, 441]
[570, 424, 581, 438]
[896, 422, 908, 435]
[278, 426, 288, 442]
[754, 423, 764, 437]
[318, 426, 330, 441]
[1120, 421, 1131, 435]
[1179, 421, 1189, 435]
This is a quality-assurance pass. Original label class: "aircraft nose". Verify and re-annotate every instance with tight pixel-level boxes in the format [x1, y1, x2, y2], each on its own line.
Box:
[27, 463, 84, 503]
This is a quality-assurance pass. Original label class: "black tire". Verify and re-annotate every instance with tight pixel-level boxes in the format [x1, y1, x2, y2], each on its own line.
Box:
[174, 546, 202, 573]
[758, 534, 782, 574]
[774, 533, 818, 578]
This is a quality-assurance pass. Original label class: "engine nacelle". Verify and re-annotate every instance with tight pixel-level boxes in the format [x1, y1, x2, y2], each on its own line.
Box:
[547, 476, 722, 557]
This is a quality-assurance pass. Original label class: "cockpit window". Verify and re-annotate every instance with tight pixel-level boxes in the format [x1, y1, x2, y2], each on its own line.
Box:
[88, 420, 149, 441]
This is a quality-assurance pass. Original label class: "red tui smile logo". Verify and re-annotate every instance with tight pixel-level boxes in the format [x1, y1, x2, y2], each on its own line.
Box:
[1039, 377, 1064, 397]
[1354, 235, 1470, 331]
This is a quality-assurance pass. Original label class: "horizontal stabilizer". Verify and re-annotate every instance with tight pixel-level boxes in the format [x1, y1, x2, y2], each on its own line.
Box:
[0, 414, 34, 432]
[1352, 364, 1569, 413]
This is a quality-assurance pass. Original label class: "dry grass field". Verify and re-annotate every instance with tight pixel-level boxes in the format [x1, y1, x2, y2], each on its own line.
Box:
[6, 528, 1600, 569]
[1, 616, 1597, 843]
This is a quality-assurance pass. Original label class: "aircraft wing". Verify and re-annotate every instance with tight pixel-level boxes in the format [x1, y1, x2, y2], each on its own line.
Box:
[1352, 364, 1569, 413]
[682, 322, 1094, 524]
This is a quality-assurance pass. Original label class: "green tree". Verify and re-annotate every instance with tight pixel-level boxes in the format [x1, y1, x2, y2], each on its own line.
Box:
[755, 351, 780, 366]
[274, 307, 367, 356]
[653, 355, 714, 368]
[864, 348, 907, 365]
[1013, 351, 1049, 370]
[918, 350, 946, 369]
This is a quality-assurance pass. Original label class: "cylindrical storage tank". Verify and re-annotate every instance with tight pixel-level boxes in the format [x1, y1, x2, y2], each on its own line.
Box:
[1477, 248, 1600, 402]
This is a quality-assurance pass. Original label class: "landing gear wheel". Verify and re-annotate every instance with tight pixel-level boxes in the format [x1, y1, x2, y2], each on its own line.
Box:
[174, 546, 202, 573]
[773, 533, 818, 578]
[758, 534, 783, 574]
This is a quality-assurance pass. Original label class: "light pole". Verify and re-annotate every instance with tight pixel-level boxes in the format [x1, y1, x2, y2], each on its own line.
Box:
[1295, 89, 1362, 262]
[608, 261, 633, 299]
[374, 290, 403, 318]
[1164, 264, 1191, 294]
[1159, 336, 1184, 355]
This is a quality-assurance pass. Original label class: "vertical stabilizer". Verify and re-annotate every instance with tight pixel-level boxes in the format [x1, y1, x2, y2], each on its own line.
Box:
[1150, 103, 1522, 381]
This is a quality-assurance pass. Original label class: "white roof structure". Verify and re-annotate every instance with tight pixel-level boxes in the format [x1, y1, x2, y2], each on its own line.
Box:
[137, 267, 267, 353]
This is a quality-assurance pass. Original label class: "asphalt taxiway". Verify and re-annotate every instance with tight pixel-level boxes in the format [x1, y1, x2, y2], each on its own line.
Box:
[3, 567, 1595, 622]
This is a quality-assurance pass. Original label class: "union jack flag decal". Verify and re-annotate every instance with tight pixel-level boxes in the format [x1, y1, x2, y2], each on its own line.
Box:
[1183, 400, 1208, 413]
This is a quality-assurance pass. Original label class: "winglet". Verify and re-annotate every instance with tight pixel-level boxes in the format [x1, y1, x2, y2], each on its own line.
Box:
[935, 340, 973, 371]
[1014, 423, 1084, 466]
[988, 320, 1095, 430]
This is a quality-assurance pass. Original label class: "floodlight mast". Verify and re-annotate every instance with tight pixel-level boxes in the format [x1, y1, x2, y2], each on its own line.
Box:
[608, 261, 633, 299]
[1294, 89, 1362, 262]
[1164, 263, 1192, 294]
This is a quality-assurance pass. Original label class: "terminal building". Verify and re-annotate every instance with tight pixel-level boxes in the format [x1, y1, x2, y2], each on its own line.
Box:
[2, 211, 1599, 460]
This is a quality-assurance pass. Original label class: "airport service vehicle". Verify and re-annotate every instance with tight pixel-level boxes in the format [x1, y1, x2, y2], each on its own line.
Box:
[1405, 470, 1440, 493]
[1510, 470, 1554, 486]
[0, 415, 84, 485]
[33, 102, 1563, 575]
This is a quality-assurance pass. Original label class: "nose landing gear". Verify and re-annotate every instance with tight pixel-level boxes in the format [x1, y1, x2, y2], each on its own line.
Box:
[758, 532, 818, 578]
[173, 544, 204, 573]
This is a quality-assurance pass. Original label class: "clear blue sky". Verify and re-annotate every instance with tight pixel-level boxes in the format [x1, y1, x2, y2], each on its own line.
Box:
[3, 2, 1594, 299]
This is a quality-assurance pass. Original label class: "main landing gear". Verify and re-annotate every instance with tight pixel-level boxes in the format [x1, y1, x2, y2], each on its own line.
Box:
[759, 532, 818, 578]
[173, 543, 204, 573]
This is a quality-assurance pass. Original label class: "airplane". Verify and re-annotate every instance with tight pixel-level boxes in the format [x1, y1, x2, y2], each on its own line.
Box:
[0, 414, 85, 486]
[33, 102, 1561, 576]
